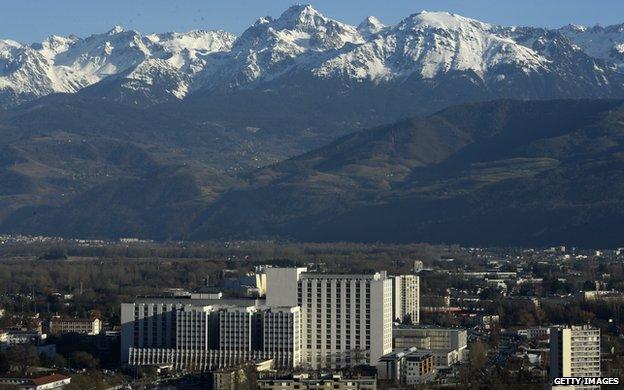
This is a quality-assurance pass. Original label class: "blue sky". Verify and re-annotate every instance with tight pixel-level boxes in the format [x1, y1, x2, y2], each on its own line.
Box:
[3, 0, 624, 43]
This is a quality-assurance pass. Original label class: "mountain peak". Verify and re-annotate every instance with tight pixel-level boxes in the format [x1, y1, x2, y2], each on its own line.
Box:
[275, 4, 329, 29]
[107, 25, 125, 35]
[400, 10, 489, 31]
[357, 16, 385, 36]
[560, 24, 587, 33]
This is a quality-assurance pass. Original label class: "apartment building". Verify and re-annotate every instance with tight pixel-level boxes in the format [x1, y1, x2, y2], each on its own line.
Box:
[121, 296, 300, 370]
[266, 269, 393, 368]
[393, 327, 467, 351]
[49, 316, 101, 335]
[550, 325, 601, 390]
[391, 275, 420, 324]
[257, 373, 377, 390]
[378, 347, 435, 385]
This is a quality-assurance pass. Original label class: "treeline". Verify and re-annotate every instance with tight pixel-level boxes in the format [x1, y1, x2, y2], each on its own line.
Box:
[0, 240, 443, 265]
[0, 241, 446, 325]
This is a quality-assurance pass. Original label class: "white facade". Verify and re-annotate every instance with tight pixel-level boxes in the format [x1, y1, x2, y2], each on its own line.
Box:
[176, 306, 212, 351]
[218, 306, 254, 351]
[262, 306, 301, 368]
[125, 267, 395, 371]
[393, 327, 467, 351]
[377, 348, 435, 385]
[294, 272, 393, 368]
[121, 299, 300, 370]
[257, 373, 377, 390]
[49, 317, 102, 335]
[550, 325, 601, 390]
[265, 267, 307, 307]
[517, 327, 550, 339]
[392, 275, 420, 324]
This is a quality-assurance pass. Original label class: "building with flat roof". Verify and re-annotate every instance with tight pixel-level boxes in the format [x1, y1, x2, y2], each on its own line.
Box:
[0, 373, 71, 389]
[550, 325, 600, 390]
[0, 330, 46, 349]
[393, 326, 467, 351]
[257, 373, 377, 390]
[121, 296, 300, 370]
[266, 269, 393, 368]
[49, 316, 101, 335]
[378, 347, 435, 385]
[124, 266, 396, 371]
[391, 275, 420, 324]
[517, 327, 550, 339]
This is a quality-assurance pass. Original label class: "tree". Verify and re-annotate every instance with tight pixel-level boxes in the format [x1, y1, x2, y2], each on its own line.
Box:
[0, 351, 10, 373]
[469, 341, 488, 371]
[71, 351, 99, 370]
[39, 246, 68, 260]
[583, 280, 596, 291]
[51, 354, 67, 369]
[5, 345, 39, 372]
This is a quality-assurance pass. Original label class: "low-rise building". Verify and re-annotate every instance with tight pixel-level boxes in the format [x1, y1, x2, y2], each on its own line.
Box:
[257, 373, 376, 390]
[212, 359, 274, 390]
[378, 347, 435, 385]
[393, 326, 467, 352]
[49, 317, 101, 335]
[0, 373, 71, 389]
[428, 348, 461, 369]
[517, 327, 550, 339]
[393, 335, 430, 350]
[0, 331, 46, 348]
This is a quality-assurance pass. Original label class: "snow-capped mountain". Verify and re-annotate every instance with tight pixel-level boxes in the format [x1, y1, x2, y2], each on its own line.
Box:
[314, 11, 549, 81]
[210, 4, 365, 87]
[3, 4, 624, 108]
[559, 24, 624, 67]
[0, 27, 235, 106]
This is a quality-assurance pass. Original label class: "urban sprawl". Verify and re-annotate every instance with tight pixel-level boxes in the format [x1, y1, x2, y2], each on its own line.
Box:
[0, 238, 622, 389]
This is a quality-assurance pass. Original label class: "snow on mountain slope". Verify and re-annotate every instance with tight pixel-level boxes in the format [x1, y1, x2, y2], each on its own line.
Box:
[0, 27, 235, 106]
[208, 4, 365, 86]
[314, 11, 549, 81]
[357, 16, 386, 38]
[0, 40, 62, 103]
[560, 24, 624, 67]
[3, 4, 624, 107]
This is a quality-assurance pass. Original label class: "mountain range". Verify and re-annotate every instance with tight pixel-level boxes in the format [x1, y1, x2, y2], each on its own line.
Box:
[2, 5, 624, 246]
[4, 5, 624, 110]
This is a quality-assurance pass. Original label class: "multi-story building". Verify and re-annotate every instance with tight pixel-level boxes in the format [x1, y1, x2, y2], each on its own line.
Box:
[0, 373, 71, 389]
[391, 275, 420, 324]
[517, 327, 550, 339]
[257, 373, 377, 390]
[393, 327, 466, 351]
[378, 347, 435, 385]
[262, 307, 301, 367]
[550, 325, 601, 390]
[267, 269, 393, 368]
[211, 359, 273, 390]
[0, 330, 46, 348]
[175, 305, 213, 351]
[49, 316, 101, 335]
[392, 326, 467, 368]
[121, 295, 300, 370]
[217, 306, 256, 351]
[393, 335, 430, 350]
[124, 267, 395, 371]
